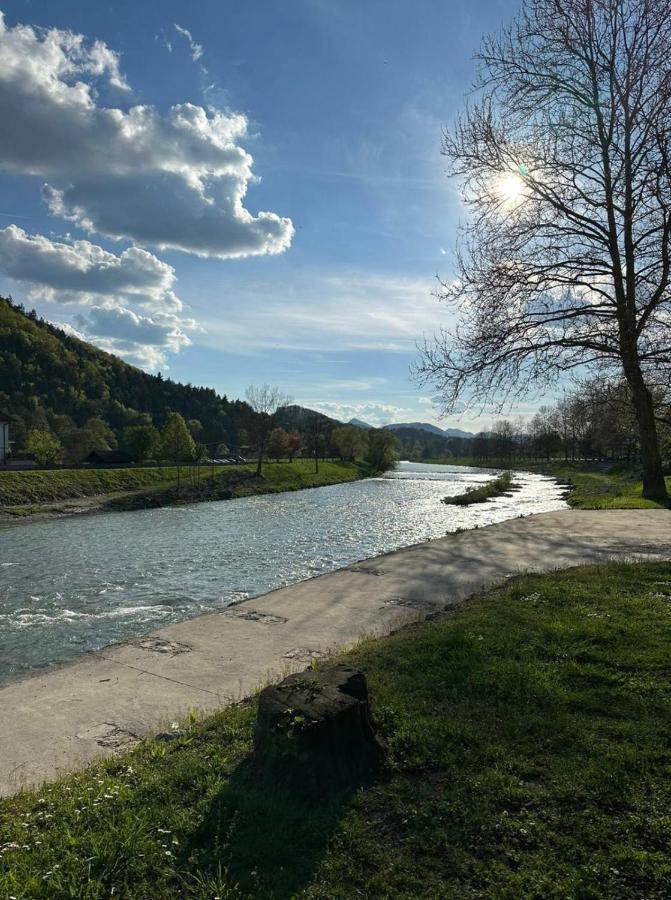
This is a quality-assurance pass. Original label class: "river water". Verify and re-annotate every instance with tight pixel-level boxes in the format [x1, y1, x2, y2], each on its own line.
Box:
[0, 462, 566, 682]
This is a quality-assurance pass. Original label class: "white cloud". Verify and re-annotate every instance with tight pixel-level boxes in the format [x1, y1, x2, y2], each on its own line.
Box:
[53, 310, 190, 370]
[306, 400, 414, 427]
[0, 225, 182, 312]
[197, 273, 446, 353]
[53, 320, 88, 341]
[174, 23, 203, 63]
[0, 225, 195, 368]
[77, 304, 190, 350]
[71, 305, 192, 370]
[0, 12, 293, 258]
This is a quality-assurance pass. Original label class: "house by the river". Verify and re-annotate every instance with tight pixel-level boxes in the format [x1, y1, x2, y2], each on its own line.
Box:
[0, 412, 13, 464]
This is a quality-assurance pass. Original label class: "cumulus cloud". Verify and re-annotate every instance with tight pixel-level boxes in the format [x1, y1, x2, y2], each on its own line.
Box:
[0, 12, 293, 258]
[51, 313, 184, 369]
[0, 225, 195, 368]
[0, 225, 182, 312]
[78, 304, 189, 349]
[68, 304, 193, 370]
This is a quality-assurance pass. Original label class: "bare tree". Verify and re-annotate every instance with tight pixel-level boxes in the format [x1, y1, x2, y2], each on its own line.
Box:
[416, 0, 671, 498]
[245, 384, 291, 476]
[304, 411, 326, 474]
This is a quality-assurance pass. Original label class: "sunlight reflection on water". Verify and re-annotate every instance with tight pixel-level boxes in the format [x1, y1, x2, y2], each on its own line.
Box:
[0, 462, 566, 681]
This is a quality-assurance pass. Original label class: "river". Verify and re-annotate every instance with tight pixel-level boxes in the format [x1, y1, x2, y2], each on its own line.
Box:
[0, 462, 566, 683]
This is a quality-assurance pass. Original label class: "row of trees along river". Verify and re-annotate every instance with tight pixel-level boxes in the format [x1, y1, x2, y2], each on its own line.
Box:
[442, 376, 671, 466]
[20, 387, 399, 477]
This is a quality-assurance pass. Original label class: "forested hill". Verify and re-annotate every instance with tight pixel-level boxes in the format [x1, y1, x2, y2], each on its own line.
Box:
[0, 296, 252, 452]
[0, 296, 440, 464]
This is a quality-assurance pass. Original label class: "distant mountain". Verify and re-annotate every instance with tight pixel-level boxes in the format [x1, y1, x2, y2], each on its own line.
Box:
[348, 418, 373, 429]
[385, 422, 474, 439]
[382, 425, 453, 460]
[443, 427, 475, 439]
[279, 405, 341, 433]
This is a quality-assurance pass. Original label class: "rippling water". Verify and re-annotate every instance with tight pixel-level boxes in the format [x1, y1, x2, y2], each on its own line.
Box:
[0, 462, 566, 682]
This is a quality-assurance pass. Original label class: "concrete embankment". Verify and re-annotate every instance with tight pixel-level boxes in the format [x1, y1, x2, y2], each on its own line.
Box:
[2, 508, 671, 797]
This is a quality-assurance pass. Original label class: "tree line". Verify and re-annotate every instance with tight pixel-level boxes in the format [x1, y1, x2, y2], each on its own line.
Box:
[451, 378, 670, 466]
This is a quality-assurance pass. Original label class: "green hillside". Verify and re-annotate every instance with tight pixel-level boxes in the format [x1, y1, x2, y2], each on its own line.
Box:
[0, 297, 347, 462]
[0, 296, 250, 453]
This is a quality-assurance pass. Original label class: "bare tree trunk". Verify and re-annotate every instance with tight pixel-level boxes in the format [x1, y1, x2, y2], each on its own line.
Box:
[256, 436, 265, 476]
[625, 367, 667, 499]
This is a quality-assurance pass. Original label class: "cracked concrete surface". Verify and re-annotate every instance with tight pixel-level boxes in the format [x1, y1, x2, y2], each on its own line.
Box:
[1, 508, 670, 797]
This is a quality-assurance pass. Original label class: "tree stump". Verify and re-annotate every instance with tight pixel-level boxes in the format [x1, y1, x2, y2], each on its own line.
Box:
[254, 665, 385, 798]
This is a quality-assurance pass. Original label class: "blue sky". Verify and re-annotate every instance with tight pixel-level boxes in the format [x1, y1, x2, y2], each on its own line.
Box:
[0, 0, 534, 430]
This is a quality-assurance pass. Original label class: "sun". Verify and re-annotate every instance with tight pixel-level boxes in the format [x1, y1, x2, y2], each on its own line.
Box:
[494, 171, 526, 208]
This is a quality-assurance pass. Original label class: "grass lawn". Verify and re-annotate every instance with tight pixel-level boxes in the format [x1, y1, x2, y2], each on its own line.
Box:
[0, 460, 362, 509]
[1, 562, 670, 898]
[430, 457, 671, 509]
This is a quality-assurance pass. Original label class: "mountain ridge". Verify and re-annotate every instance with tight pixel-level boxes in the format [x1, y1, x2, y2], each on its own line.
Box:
[348, 418, 474, 439]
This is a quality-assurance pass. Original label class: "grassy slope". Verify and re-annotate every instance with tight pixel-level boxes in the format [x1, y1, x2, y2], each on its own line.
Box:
[1, 563, 670, 898]
[0, 461, 361, 509]
[228, 461, 362, 497]
[429, 457, 671, 509]
[0, 466, 186, 505]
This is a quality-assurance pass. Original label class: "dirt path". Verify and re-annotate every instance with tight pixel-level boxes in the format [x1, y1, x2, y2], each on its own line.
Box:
[1, 508, 670, 797]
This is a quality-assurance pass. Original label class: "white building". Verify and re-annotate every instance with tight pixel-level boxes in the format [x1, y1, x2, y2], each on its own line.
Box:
[0, 413, 12, 464]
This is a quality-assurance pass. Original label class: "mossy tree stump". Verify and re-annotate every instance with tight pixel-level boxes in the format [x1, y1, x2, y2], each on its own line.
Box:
[254, 665, 385, 798]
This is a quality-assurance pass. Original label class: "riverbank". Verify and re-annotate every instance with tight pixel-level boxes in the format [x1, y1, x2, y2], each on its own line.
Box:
[1, 558, 669, 898]
[429, 457, 671, 509]
[0, 460, 363, 525]
[1, 507, 670, 801]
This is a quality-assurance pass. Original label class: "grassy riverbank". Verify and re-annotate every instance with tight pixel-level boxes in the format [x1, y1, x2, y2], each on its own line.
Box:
[429, 457, 671, 509]
[1, 562, 669, 898]
[0, 460, 363, 517]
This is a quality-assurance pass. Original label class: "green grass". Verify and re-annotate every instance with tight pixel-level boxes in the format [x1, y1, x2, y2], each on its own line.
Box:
[228, 461, 362, 497]
[0, 465, 190, 506]
[533, 461, 671, 509]
[0, 461, 362, 510]
[442, 470, 513, 505]
[1, 563, 670, 898]
[429, 457, 671, 509]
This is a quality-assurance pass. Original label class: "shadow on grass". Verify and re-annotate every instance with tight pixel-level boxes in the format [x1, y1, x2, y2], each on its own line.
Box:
[182, 757, 364, 898]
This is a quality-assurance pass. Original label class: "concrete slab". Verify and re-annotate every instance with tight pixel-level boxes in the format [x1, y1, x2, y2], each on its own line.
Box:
[2, 508, 670, 797]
